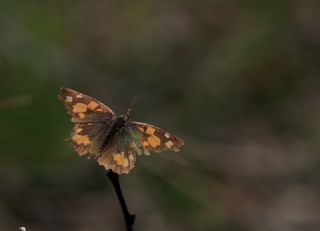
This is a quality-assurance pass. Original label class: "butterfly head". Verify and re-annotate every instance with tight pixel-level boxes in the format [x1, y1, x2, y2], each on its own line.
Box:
[122, 96, 141, 120]
[119, 113, 129, 121]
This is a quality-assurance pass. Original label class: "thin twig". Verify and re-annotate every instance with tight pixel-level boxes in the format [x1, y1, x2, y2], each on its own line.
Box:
[107, 170, 136, 231]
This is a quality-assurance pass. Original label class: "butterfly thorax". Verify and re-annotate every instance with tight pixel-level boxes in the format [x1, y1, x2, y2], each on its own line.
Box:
[100, 114, 128, 152]
[112, 115, 128, 131]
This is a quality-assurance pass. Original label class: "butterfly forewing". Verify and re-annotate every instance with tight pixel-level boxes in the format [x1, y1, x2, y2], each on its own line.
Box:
[59, 87, 116, 123]
[128, 122, 184, 156]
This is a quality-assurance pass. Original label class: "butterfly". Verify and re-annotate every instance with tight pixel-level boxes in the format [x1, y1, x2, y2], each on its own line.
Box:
[58, 88, 184, 174]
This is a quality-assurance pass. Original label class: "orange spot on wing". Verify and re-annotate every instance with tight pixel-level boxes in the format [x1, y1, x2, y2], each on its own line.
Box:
[72, 103, 87, 113]
[143, 141, 149, 147]
[72, 134, 91, 145]
[147, 135, 161, 148]
[113, 153, 129, 167]
[78, 113, 86, 119]
[146, 127, 156, 135]
[75, 128, 83, 133]
[87, 101, 99, 110]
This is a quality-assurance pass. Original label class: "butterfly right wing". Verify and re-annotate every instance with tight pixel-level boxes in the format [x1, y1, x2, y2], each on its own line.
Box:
[96, 121, 185, 174]
[128, 121, 184, 155]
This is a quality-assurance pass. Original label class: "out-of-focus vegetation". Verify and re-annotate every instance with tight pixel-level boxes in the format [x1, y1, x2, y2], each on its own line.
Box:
[1, 1, 320, 230]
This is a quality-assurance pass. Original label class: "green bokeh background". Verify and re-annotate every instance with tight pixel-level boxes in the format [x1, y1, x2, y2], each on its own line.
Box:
[1, 1, 320, 230]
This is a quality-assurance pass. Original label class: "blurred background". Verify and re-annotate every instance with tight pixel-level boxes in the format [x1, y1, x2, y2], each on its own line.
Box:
[1, 0, 320, 230]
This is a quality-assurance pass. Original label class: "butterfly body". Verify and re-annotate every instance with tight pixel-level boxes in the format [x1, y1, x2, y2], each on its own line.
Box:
[59, 87, 184, 174]
[100, 115, 128, 152]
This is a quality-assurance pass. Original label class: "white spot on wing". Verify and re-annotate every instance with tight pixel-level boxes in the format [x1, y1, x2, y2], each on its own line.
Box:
[66, 96, 73, 102]
[76, 94, 83, 98]
[165, 141, 174, 149]
[164, 132, 170, 138]
[173, 147, 180, 152]
[144, 149, 150, 156]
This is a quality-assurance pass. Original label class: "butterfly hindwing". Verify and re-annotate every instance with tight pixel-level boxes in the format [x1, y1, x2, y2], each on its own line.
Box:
[58, 87, 116, 123]
[97, 128, 137, 174]
[128, 122, 184, 156]
[70, 122, 111, 156]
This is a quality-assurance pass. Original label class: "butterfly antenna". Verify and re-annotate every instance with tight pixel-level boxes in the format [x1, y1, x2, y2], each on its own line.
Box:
[126, 96, 141, 117]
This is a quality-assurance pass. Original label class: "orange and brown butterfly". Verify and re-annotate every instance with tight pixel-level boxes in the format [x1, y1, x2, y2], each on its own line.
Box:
[58, 87, 184, 174]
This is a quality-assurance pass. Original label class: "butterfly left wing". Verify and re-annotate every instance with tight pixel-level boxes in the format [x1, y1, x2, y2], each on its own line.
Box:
[70, 122, 111, 157]
[128, 121, 184, 156]
[59, 87, 116, 157]
[58, 87, 116, 123]
[96, 122, 184, 174]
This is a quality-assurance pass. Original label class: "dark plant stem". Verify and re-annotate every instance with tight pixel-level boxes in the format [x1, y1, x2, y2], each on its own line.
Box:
[107, 170, 135, 231]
